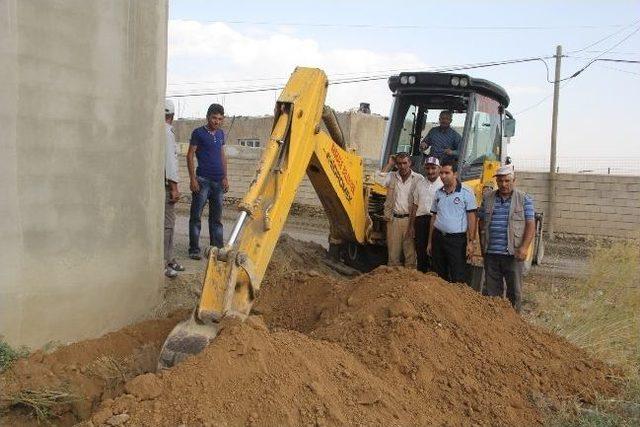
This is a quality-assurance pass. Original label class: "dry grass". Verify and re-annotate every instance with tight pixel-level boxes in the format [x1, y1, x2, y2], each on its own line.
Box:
[527, 239, 640, 425]
[86, 355, 132, 390]
[9, 388, 78, 423]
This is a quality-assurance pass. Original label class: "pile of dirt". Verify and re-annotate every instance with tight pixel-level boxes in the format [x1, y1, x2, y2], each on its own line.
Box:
[87, 268, 618, 427]
[0, 311, 187, 426]
[264, 234, 349, 281]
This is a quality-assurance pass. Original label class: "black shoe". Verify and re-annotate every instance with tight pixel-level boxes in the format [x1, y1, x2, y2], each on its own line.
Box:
[168, 261, 185, 271]
[189, 252, 201, 260]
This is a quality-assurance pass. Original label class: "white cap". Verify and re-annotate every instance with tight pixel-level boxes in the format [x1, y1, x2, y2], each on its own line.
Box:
[494, 164, 515, 177]
[164, 99, 175, 115]
[424, 156, 440, 166]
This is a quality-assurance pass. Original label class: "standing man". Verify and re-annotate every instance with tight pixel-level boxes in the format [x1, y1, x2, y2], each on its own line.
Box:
[478, 165, 535, 313]
[187, 103, 228, 260]
[427, 160, 477, 283]
[164, 100, 184, 278]
[409, 156, 443, 273]
[379, 152, 423, 267]
[419, 110, 462, 163]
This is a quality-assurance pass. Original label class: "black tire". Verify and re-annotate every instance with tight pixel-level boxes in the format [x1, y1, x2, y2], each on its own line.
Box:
[343, 242, 387, 272]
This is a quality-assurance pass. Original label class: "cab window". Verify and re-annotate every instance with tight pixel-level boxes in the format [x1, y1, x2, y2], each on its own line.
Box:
[463, 94, 501, 166]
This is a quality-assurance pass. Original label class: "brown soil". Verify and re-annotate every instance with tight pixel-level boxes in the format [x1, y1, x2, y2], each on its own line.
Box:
[93, 269, 616, 427]
[0, 239, 620, 426]
[0, 311, 187, 426]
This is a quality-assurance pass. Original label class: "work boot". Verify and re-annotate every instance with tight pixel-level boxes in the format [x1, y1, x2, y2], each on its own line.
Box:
[164, 266, 178, 278]
[189, 251, 201, 260]
[168, 261, 185, 271]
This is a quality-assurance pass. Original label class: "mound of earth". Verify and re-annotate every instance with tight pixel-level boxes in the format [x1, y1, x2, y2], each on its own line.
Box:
[0, 312, 187, 426]
[87, 267, 618, 427]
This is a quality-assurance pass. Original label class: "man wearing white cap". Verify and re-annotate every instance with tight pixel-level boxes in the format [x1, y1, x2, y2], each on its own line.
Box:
[163, 99, 183, 278]
[409, 156, 443, 272]
[478, 164, 535, 312]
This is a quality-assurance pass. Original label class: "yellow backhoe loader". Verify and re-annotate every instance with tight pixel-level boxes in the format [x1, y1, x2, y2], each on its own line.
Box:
[158, 67, 544, 368]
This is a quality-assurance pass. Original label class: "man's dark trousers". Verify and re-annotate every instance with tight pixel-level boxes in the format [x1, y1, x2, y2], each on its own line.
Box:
[483, 253, 523, 312]
[414, 214, 432, 273]
[189, 176, 224, 255]
[431, 229, 467, 283]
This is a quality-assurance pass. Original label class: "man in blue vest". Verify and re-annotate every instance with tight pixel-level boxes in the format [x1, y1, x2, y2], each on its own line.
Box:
[478, 165, 535, 313]
[187, 103, 228, 259]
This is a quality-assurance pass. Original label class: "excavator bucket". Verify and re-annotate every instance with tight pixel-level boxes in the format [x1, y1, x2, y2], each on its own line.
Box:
[157, 313, 220, 370]
[157, 247, 234, 370]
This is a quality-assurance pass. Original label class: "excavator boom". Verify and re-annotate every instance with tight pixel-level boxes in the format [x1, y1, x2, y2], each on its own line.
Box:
[159, 68, 369, 368]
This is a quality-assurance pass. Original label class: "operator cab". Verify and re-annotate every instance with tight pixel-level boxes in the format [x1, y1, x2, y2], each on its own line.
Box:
[381, 72, 514, 181]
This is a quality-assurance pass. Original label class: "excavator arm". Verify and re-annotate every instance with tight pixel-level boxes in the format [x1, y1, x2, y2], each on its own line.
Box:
[159, 68, 369, 368]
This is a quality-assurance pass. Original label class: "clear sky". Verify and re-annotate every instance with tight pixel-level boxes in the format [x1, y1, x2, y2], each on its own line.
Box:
[167, 0, 640, 167]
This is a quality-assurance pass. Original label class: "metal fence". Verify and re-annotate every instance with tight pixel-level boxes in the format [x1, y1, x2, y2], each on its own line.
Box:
[512, 157, 640, 176]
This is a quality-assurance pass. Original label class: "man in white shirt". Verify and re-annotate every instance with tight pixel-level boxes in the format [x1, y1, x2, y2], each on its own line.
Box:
[379, 152, 424, 267]
[164, 100, 183, 278]
[409, 156, 443, 272]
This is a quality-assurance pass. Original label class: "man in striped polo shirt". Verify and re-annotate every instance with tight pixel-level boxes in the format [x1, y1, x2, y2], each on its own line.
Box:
[419, 110, 462, 163]
[478, 165, 535, 313]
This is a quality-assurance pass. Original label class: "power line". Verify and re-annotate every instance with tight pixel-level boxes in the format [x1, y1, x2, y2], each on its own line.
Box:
[553, 24, 640, 82]
[167, 55, 556, 98]
[564, 57, 640, 64]
[565, 18, 640, 53]
[596, 64, 640, 76]
[174, 18, 628, 31]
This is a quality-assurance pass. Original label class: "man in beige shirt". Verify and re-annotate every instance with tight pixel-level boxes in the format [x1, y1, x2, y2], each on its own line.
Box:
[378, 152, 424, 267]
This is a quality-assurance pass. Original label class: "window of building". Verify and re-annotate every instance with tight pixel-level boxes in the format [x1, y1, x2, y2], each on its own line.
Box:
[237, 138, 261, 148]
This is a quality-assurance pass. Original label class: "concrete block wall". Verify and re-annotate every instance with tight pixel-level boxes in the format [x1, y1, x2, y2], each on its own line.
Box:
[178, 157, 639, 239]
[517, 172, 640, 238]
[176, 145, 382, 211]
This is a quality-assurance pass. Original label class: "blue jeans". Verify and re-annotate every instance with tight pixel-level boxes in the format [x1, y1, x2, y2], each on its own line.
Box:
[189, 176, 224, 253]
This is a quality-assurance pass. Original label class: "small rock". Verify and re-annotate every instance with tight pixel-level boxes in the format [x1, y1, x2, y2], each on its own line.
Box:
[124, 373, 163, 400]
[106, 413, 130, 426]
[388, 299, 418, 319]
[246, 315, 268, 331]
[92, 408, 114, 426]
[308, 269, 320, 277]
[347, 295, 357, 307]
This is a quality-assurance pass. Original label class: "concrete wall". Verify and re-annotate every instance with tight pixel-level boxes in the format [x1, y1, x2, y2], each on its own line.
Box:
[174, 111, 388, 161]
[0, 0, 167, 347]
[517, 172, 640, 238]
[177, 150, 640, 239]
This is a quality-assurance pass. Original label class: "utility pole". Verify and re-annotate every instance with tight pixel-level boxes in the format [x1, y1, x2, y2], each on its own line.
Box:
[547, 45, 562, 241]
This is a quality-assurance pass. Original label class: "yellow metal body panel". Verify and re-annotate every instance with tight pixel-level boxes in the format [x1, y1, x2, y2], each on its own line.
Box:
[196, 67, 368, 322]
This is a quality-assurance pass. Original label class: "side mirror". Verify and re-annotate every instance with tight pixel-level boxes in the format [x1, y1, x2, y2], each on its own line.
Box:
[504, 118, 516, 138]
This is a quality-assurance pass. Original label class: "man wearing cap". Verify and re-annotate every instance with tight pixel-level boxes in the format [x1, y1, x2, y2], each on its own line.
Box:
[419, 110, 462, 163]
[187, 103, 228, 259]
[408, 156, 443, 273]
[478, 165, 535, 313]
[427, 160, 478, 283]
[379, 153, 424, 267]
[163, 100, 184, 278]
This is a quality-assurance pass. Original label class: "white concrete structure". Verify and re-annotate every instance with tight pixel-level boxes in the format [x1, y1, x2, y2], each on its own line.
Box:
[0, 0, 168, 347]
